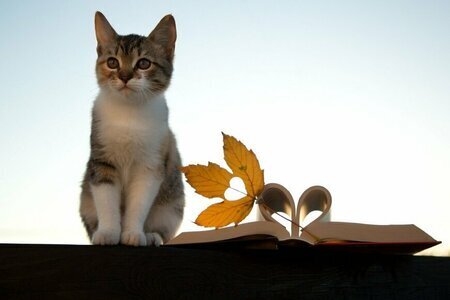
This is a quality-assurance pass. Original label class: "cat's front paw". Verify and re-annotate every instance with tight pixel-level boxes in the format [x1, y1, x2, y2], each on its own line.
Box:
[146, 232, 164, 247]
[121, 230, 147, 246]
[92, 228, 120, 245]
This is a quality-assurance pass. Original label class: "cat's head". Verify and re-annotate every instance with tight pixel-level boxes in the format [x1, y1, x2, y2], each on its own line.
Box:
[94, 11, 176, 100]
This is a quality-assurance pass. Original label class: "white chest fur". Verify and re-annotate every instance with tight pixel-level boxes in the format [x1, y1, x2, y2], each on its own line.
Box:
[94, 91, 169, 169]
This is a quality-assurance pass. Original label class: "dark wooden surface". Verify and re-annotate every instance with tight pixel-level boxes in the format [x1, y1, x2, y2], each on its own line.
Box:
[0, 244, 449, 299]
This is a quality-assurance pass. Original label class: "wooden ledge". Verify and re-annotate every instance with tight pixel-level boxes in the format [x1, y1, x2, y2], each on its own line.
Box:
[0, 244, 449, 299]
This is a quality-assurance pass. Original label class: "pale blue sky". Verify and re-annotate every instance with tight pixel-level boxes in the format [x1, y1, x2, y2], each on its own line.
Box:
[0, 1, 449, 255]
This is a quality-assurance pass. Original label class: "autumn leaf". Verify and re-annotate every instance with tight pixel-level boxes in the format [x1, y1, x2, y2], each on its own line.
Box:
[222, 133, 265, 198]
[180, 162, 233, 199]
[181, 133, 265, 228]
[195, 196, 255, 227]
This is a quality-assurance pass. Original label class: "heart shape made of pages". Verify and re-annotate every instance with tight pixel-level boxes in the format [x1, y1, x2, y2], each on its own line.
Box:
[257, 183, 332, 237]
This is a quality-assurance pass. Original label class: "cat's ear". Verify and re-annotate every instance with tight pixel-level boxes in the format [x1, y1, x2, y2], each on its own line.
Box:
[148, 15, 177, 60]
[95, 11, 117, 46]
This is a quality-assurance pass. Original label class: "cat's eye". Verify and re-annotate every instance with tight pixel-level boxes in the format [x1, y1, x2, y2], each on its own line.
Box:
[136, 58, 151, 70]
[106, 57, 119, 69]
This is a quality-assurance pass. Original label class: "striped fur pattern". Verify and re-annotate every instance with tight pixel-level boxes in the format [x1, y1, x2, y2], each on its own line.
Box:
[79, 12, 184, 246]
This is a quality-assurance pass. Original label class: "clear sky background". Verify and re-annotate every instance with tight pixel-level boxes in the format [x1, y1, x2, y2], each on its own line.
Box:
[0, 1, 449, 255]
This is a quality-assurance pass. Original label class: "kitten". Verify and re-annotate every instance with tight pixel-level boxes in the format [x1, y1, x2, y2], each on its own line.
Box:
[79, 12, 184, 246]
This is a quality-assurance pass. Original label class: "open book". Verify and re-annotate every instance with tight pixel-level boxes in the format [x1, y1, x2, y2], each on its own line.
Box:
[166, 184, 440, 254]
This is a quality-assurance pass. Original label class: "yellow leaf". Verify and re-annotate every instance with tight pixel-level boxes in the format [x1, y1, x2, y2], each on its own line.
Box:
[222, 133, 265, 198]
[180, 163, 233, 199]
[195, 196, 254, 227]
[181, 133, 265, 228]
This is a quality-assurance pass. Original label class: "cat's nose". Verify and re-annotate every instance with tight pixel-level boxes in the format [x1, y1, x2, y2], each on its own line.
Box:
[118, 72, 133, 84]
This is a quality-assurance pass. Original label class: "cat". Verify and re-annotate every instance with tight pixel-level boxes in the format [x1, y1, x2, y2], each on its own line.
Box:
[79, 11, 184, 247]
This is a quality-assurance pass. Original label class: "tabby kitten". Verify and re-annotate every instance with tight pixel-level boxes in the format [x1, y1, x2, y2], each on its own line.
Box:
[79, 12, 184, 246]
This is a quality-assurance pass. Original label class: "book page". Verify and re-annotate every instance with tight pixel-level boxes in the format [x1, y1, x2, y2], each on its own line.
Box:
[258, 183, 296, 229]
[167, 221, 290, 245]
[304, 221, 438, 244]
[295, 185, 332, 236]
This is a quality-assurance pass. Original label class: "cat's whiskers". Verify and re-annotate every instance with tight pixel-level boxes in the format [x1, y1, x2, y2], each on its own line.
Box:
[142, 86, 158, 98]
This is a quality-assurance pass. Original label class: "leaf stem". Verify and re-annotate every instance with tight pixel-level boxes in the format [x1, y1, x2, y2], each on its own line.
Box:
[228, 186, 249, 197]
